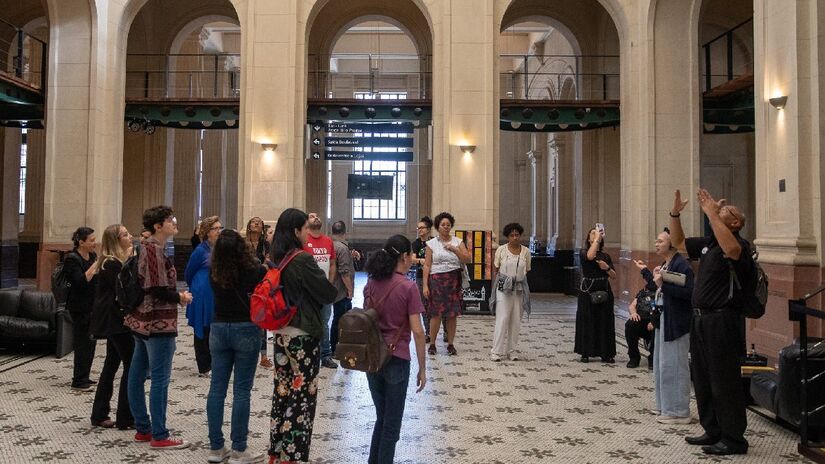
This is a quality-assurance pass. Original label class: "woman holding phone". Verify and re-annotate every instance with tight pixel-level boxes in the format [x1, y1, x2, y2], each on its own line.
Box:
[574, 225, 617, 363]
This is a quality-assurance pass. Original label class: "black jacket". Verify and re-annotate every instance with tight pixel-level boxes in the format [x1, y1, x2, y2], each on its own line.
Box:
[90, 258, 130, 338]
[65, 250, 97, 314]
[642, 252, 694, 341]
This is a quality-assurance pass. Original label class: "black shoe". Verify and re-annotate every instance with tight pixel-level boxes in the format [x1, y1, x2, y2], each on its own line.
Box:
[70, 383, 94, 392]
[321, 358, 338, 369]
[580, 356, 589, 363]
[626, 358, 640, 368]
[601, 357, 615, 364]
[447, 344, 457, 356]
[685, 434, 720, 446]
[702, 442, 747, 455]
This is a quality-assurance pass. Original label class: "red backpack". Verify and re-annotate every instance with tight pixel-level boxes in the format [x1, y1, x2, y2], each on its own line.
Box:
[250, 249, 302, 330]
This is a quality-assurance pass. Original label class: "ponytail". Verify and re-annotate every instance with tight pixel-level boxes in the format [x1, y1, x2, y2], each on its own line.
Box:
[365, 234, 412, 280]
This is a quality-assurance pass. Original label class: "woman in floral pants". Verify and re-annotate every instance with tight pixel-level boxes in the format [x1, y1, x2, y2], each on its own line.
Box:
[267, 208, 337, 464]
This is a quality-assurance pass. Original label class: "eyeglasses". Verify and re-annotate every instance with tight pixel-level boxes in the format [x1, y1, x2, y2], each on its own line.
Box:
[417, 226, 429, 230]
[210, 226, 224, 232]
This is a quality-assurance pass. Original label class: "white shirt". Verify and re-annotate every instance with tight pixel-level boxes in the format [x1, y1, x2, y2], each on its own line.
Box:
[494, 245, 531, 281]
[426, 236, 463, 274]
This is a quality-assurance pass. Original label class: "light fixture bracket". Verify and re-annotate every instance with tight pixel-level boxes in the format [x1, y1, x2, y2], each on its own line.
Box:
[459, 145, 476, 154]
[769, 96, 788, 110]
[262, 143, 277, 152]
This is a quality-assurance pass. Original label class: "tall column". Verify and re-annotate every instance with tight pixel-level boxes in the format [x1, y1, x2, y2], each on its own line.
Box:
[0, 129, 21, 287]
[172, 129, 199, 239]
[431, 0, 496, 231]
[751, 0, 825, 355]
[241, 0, 303, 224]
[21, 129, 45, 241]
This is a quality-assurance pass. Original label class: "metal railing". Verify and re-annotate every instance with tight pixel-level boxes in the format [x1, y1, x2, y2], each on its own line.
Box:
[702, 18, 753, 92]
[308, 53, 431, 100]
[499, 54, 620, 101]
[789, 286, 825, 457]
[125, 53, 241, 99]
[0, 18, 47, 90]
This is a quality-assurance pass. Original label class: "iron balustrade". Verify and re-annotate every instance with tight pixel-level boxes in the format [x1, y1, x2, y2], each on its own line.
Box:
[789, 287, 825, 459]
[499, 54, 619, 101]
[702, 17, 753, 92]
[307, 53, 431, 100]
[0, 18, 47, 90]
[125, 53, 241, 99]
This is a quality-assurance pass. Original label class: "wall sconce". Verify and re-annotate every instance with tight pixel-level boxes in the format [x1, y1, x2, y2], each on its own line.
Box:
[769, 96, 788, 110]
[459, 145, 476, 155]
[261, 143, 277, 152]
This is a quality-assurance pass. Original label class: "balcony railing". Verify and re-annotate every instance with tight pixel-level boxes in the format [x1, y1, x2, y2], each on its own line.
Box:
[499, 54, 620, 101]
[125, 53, 241, 100]
[0, 18, 47, 90]
[308, 53, 431, 100]
[702, 18, 753, 92]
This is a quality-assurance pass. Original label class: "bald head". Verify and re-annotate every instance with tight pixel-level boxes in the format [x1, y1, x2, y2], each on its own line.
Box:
[720, 205, 746, 232]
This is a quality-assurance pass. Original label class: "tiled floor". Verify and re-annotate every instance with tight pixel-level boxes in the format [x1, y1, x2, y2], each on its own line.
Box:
[0, 289, 813, 463]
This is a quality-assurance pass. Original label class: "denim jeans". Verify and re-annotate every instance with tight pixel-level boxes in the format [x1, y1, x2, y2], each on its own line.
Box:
[330, 298, 352, 356]
[206, 322, 261, 452]
[654, 310, 691, 417]
[128, 335, 176, 440]
[366, 356, 410, 464]
[320, 303, 333, 359]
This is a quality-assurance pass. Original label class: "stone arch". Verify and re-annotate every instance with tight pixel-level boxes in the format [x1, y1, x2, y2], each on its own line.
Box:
[168, 15, 240, 55]
[306, 0, 433, 70]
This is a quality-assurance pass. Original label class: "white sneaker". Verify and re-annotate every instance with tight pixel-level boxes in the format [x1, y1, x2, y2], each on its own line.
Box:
[228, 449, 265, 464]
[509, 352, 520, 361]
[490, 354, 502, 362]
[657, 415, 693, 424]
[207, 447, 230, 463]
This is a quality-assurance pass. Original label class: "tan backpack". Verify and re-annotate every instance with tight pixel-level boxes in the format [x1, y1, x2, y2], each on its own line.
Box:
[334, 279, 405, 373]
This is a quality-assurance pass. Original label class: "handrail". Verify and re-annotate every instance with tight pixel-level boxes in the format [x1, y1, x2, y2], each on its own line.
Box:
[788, 285, 825, 457]
[702, 17, 753, 49]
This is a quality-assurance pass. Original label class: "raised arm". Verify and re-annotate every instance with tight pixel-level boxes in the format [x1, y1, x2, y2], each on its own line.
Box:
[697, 188, 742, 260]
[668, 189, 689, 251]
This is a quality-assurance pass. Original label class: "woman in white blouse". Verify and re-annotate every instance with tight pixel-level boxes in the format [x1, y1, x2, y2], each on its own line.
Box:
[489, 223, 531, 361]
[422, 212, 471, 356]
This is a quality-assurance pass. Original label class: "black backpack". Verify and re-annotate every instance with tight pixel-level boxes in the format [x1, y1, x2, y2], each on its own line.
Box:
[116, 245, 144, 315]
[727, 247, 768, 319]
[51, 252, 76, 307]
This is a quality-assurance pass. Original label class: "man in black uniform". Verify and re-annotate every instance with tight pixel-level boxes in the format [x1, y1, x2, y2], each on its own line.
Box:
[668, 188, 754, 456]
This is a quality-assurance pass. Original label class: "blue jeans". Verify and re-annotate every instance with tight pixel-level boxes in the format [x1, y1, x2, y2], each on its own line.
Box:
[128, 336, 176, 440]
[654, 310, 691, 417]
[330, 298, 352, 356]
[366, 356, 410, 464]
[321, 303, 333, 359]
[206, 322, 261, 452]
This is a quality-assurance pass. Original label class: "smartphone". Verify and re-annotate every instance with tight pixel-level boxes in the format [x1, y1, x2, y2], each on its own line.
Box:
[596, 223, 605, 236]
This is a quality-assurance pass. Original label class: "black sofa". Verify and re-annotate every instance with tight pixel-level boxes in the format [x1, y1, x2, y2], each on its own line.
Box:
[0, 288, 73, 358]
[751, 339, 825, 436]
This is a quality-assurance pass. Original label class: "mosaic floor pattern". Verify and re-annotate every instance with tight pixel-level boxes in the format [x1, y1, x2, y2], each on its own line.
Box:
[0, 294, 813, 463]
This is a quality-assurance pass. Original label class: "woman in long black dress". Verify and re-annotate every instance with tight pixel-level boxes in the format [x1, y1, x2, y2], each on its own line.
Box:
[574, 227, 617, 363]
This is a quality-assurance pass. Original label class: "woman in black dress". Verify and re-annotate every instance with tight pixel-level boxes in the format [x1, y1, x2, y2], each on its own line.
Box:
[574, 227, 617, 363]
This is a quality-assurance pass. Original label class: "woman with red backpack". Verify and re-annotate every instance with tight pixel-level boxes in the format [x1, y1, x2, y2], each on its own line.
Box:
[362, 235, 427, 464]
[268, 208, 336, 464]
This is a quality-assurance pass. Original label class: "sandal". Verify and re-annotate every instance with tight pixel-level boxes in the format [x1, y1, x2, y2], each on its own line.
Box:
[447, 344, 457, 356]
[428, 344, 437, 355]
[93, 419, 116, 428]
[260, 356, 274, 370]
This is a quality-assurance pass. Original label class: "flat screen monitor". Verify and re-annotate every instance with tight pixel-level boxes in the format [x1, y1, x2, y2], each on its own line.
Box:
[347, 174, 394, 200]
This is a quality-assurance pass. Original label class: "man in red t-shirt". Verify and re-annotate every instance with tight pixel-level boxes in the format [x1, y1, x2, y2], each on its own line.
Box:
[303, 212, 338, 368]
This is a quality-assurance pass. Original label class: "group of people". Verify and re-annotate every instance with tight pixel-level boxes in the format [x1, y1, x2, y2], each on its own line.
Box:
[59, 187, 754, 461]
[573, 189, 755, 456]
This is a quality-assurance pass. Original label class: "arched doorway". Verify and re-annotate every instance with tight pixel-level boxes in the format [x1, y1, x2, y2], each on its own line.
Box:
[497, 0, 621, 294]
[305, 0, 433, 250]
[122, 0, 241, 264]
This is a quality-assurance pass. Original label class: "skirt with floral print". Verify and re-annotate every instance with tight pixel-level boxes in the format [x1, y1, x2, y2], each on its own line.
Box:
[269, 333, 321, 463]
[427, 269, 463, 318]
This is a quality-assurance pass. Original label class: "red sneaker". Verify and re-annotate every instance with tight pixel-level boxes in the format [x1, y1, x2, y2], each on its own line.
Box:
[149, 437, 189, 449]
[134, 432, 151, 442]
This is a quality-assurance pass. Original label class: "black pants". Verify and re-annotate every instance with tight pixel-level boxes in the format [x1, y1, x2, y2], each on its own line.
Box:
[625, 318, 655, 365]
[690, 311, 748, 449]
[194, 327, 212, 374]
[330, 298, 352, 356]
[91, 332, 134, 427]
[71, 311, 97, 386]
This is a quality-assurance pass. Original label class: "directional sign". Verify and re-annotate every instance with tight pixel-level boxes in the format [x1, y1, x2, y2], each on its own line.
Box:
[325, 137, 414, 148]
[326, 122, 414, 134]
[324, 151, 414, 162]
[312, 137, 321, 146]
[312, 152, 321, 160]
[312, 123, 323, 132]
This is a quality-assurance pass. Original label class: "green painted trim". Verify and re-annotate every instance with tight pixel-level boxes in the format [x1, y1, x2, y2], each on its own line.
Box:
[0, 79, 44, 106]
[307, 103, 432, 124]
